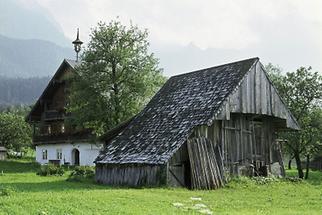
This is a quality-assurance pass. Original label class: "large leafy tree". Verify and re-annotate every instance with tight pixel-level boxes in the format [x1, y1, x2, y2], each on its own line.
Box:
[266, 64, 322, 178]
[67, 20, 166, 135]
[0, 112, 32, 153]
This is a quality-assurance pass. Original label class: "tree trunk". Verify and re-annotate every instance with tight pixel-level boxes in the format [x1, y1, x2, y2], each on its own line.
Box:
[288, 159, 292, 170]
[294, 152, 304, 178]
[305, 154, 310, 180]
[111, 62, 121, 124]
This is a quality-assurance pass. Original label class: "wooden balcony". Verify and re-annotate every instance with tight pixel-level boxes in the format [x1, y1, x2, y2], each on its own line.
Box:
[42, 110, 71, 121]
[33, 130, 92, 144]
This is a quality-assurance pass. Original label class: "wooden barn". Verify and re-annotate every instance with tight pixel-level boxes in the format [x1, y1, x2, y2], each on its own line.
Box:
[0, 146, 7, 160]
[95, 57, 299, 189]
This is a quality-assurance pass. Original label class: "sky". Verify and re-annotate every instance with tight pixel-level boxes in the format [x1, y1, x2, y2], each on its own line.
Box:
[28, 0, 322, 76]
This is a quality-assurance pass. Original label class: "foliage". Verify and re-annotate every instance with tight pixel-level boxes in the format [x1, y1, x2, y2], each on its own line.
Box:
[36, 164, 65, 176]
[0, 186, 15, 197]
[228, 176, 280, 187]
[67, 20, 166, 135]
[0, 111, 32, 153]
[1, 160, 322, 214]
[0, 159, 39, 173]
[284, 176, 303, 183]
[266, 64, 322, 178]
[67, 166, 95, 182]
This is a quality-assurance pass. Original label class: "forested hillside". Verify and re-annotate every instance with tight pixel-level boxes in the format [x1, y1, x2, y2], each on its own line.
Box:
[0, 76, 49, 106]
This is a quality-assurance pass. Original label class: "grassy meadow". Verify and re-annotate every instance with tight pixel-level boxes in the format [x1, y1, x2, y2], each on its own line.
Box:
[0, 159, 322, 215]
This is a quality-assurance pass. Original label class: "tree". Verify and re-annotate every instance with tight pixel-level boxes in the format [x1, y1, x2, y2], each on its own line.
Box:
[67, 20, 166, 135]
[0, 112, 32, 154]
[266, 64, 322, 178]
[301, 108, 322, 179]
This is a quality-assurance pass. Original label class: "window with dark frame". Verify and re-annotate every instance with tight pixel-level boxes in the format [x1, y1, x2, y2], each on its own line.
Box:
[42, 149, 47, 160]
[56, 148, 62, 160]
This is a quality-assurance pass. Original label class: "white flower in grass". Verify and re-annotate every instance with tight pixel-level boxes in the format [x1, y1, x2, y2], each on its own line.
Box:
[172, 202, 184, 207]
[199, 209, 213, 215]
[192, 203, 207, 210]
[190, 197, 202, 201]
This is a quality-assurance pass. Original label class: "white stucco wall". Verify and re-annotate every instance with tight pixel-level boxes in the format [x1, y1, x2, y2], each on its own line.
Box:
[36, 142, 103, 166]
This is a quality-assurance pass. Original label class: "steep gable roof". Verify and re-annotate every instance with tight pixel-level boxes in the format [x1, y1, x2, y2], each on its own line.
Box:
[26, 59, 80, 122]
[96, 57, 260, 165]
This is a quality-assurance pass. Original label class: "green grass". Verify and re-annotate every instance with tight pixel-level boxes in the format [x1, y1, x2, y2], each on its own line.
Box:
[1, 160, 322, 215]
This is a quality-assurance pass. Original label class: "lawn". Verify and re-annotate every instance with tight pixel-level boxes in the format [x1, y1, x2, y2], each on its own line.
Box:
[0, 159, 322, 215]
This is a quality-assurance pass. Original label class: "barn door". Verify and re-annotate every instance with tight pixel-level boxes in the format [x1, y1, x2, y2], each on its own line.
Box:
[252, 122, 267, 175]
[187, 137, 224, 189]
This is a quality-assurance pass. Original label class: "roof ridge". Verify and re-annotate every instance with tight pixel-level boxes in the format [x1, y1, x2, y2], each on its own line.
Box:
[171, 57, 259, 79]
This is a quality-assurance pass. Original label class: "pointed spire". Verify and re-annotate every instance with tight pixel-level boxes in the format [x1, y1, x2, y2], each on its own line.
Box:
[72, 28, 83, 62]
[76, 28, 80, 40]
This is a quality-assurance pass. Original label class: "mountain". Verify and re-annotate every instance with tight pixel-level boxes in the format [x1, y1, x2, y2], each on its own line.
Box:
[0, 34, 74, 77]
[0, 76, 49, 106]
[0, 0, 75, 104]
[0, 0, 70, 47]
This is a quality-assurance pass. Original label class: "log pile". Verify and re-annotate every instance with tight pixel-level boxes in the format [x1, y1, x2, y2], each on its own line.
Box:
[187, 137, 224, 189]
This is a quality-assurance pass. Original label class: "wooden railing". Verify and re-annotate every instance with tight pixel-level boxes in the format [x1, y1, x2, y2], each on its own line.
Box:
[33, 131, 92, 143]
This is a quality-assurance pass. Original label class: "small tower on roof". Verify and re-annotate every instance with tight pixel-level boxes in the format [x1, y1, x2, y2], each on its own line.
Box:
[72, 28, 83, 62]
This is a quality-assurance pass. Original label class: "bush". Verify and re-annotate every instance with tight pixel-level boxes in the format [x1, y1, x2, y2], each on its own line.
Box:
[37, 164, 64, 176]
[252, 176, 279, 185]
[67, 166, 95, 182]
[0, 186, 15, 196]
[284, 177, 303, 183]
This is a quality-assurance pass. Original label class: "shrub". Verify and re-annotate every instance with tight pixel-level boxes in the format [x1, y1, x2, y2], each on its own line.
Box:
[67, 166, 95, 182]
[37, 164, 64, 176]
[0, 186, 15, 196]
[284, 177, 303, 183]
[252, 176, 279, 185]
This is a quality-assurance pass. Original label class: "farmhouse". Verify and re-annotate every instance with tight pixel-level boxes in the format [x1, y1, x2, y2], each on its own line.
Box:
[26, 59, 103, 166]
[95, 57, 299, 189]
[0, 146, 7, 160]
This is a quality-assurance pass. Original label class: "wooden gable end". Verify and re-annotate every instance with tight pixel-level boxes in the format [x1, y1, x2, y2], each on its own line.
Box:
[27, 60, 75, 122]
[216, 61, 299, 130]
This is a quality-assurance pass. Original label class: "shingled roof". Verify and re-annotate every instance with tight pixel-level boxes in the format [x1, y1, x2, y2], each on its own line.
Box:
[96, 57, 259, 165]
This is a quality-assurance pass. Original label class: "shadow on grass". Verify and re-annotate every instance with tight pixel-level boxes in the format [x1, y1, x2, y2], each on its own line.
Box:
[0, 160, 40, 173]
[0, 179, 111, 193]
[0, 180, 162, 193]
[285, 169, 322, 186]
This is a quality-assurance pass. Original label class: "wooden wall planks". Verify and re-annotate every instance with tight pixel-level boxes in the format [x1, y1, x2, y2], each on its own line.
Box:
[216, 61, 299, 130]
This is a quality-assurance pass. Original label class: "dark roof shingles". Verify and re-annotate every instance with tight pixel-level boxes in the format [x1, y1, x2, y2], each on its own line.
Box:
[96, 58, 258, 164]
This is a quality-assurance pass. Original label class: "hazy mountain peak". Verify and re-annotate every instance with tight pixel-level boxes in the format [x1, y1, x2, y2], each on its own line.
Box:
[0, 34, 73, 78]
[0, 0, 70, 47]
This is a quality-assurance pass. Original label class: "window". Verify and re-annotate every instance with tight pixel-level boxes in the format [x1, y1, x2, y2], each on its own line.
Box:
[56, 149, 62, 160]
[42, 149, 47, 160]
[61, 124, 65, 133]
[47, 125, 52, 134]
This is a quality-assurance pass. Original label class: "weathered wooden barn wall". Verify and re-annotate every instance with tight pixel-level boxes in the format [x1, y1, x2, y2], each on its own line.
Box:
[220, 115, 279, 176]
[186, 114, 285, 189]
[216, 61, 298, 130]
[95, 163, 167, 187]
[167, 143, 190, 187]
